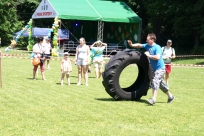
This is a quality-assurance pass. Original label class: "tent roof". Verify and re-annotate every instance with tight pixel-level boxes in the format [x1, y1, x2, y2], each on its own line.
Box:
[32, 0, 141, 23]
[13, 27, 69, 39]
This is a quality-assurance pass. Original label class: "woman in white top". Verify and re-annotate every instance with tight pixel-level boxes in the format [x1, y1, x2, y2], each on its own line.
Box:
[75, 37, 90, 86]
[162, 39, 176, 86]
[44, 38, 52, 70]
[32, 37, 46, 80]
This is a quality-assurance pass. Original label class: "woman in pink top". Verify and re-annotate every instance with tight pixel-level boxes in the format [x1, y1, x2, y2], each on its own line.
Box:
[60, 52, 72, 85]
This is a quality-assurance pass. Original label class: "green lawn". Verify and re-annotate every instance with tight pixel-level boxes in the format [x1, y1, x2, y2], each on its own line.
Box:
[0, 50, 204, 135]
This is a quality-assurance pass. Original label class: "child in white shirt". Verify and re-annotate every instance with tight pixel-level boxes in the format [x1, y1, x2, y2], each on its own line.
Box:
[60, 52, 72, 85]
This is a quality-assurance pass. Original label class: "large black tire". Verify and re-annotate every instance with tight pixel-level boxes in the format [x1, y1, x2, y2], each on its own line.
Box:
[102, 49, 150, 101]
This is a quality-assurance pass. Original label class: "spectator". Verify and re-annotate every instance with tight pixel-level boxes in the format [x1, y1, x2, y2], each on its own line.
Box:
[90, 40, 107, 78]
[44, 38, 52, 70]
[60, 52, 72, 85]
[75, 37, 90, 86]
[162, 39, 176, 86]
[32, 37, 46, 80]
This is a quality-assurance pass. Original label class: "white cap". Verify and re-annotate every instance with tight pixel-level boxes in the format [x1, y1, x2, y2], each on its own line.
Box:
[167, 39, 172, 43]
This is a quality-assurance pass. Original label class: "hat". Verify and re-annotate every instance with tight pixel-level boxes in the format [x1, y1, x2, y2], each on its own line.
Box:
[64, 52, 69, 56]
[167, 39, 172, 43]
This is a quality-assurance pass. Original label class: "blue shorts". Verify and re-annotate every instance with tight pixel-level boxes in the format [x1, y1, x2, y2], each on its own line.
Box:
[76, 59, 88, 66]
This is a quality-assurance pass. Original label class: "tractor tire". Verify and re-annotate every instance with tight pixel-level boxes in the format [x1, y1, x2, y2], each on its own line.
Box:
[102, 49, 150, 101]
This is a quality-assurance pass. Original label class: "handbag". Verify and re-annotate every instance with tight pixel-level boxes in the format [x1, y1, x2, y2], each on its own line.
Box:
[32, 57, 40, 66]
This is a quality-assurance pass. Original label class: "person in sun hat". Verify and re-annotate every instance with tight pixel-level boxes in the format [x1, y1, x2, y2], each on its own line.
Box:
[60, 52, 72, 85]
[90, 40, 107, 78]
[162, 39, 176, 86]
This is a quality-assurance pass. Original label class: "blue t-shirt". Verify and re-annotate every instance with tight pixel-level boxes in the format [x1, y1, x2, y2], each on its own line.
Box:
[142, 43, 165, 71]
[91, 46, 105, 60]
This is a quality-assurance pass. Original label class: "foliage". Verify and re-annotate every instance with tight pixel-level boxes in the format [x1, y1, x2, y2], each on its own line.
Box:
[51, 16, 61, 57]
[128, 0, 204, 53]
[0, 0, 23, 46]
[191, 45, 204, 55]
[1, 0, 204, 55]
[16, 37, 29, 49]
[27, 19, 34, 51]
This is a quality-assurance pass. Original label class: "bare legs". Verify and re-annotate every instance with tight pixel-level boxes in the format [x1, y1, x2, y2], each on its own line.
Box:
[164, 73, 170, 85]
[61, 73, 70, 85]
[94, 67, 99, 78]
[47, 60, 50, 70]
[94, 66, 102, 78]
[98, 67, 102, 78]
[77, 65, 88, 86]
[33, 64, 45, 80]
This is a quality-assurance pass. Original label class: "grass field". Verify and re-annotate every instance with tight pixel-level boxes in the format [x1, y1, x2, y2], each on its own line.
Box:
[0, 49, 204, 135]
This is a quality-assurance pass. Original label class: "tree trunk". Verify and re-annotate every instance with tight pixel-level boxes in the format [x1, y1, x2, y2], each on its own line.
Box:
[194, 31, 200, 48]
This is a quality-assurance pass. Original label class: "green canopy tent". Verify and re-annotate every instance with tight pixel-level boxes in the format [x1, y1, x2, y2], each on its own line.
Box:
[32, 0, 142, 48]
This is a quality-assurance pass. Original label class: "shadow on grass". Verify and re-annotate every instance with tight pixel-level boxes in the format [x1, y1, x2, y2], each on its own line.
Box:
[27, 78, 34, 80]
[55, 82, 77, 85]
[70, 75, 97, 78]
[95, 98, 161, 105]
[139, 99, 166, 106]
[95, 98, 117, 101]
[27, 78, 44, 80]
[196, 62, 204, 65]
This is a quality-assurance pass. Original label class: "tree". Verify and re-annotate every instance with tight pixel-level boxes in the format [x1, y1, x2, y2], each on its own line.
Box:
[0, 0, 23, 46]
[137, 0, 204, 53]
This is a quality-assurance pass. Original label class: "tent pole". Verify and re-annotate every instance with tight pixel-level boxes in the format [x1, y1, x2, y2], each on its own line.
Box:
[59, 20, 62, 55]
[97, 21, 106, 55]
[97, 21, 104, 41]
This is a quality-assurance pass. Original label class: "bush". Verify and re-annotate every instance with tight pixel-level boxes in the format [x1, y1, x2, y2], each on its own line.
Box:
[191, 46, 204, 54]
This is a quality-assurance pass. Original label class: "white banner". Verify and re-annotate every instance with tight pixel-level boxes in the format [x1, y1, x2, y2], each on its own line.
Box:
[32, 0, 58, 19]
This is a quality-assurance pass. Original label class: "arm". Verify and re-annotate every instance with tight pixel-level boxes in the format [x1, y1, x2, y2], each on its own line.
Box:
[87, 46, 90, 62]
[144, 51, 160, 60]
[69, 59, 72, 71]
[127, 40, 143, 48]
[170, 54, 176, 59]
[61, 60, 64, 72]
[170, 48, 176, 59]
[102, 42, 107, 47]
[90, 42, 97, 49]
[74, 46, 78, 62]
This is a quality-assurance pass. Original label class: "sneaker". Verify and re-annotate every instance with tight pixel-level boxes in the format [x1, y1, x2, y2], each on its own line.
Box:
[85, 83, 88, 86]
[77, 82, 81, 86]
[147, 98, 155, 105]
[167, 95, 175, 103]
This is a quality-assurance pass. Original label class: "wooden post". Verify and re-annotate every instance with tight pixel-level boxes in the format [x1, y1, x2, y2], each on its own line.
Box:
[0, 51, 2, 87]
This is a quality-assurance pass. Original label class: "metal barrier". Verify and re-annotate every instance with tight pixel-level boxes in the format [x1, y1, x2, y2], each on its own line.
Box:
[60, 41, 125, 55]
